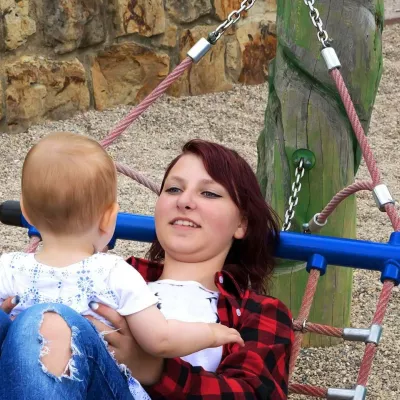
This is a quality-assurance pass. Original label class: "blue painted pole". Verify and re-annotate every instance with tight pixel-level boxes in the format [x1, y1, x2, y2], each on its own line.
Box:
[1, 200, 399, 281]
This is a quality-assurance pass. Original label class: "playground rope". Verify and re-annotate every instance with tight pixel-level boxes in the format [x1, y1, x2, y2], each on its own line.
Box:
[356, 280, 394, 387]
[115, 162, 160, 195]
[100, 57, 193, 149]
[289, 384, 327, 398]
[329, 69, 400, 232]
[316, 180, 373, 224]
[25, 236, 41, 253]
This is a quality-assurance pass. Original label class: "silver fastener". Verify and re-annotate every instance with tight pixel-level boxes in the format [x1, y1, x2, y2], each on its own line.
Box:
[321, 47, 341, 70]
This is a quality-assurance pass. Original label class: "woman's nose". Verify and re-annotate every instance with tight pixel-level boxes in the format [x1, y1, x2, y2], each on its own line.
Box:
[176, 191, 196, 210]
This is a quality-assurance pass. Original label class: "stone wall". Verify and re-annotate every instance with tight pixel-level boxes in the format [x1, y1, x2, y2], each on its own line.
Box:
[0, 0, 277, 133]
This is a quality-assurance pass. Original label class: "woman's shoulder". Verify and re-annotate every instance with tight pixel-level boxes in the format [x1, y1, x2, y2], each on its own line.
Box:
[243, 289, 293, 329]
[125, 256, 164, 282]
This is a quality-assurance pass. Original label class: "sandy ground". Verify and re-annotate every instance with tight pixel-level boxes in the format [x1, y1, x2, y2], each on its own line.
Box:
[0, 23, 399, 400]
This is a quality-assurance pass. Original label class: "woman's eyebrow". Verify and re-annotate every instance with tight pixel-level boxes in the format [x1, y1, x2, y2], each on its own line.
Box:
[199, 178, 217, 185]
[166, 175, 185, 184]
[167, 176, 216, 185]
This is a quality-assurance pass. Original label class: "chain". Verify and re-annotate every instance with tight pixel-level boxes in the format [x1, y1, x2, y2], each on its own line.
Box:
[282, 159, 305, 231]
[208, 0, 256, 44]
[303, 0, 329, 47]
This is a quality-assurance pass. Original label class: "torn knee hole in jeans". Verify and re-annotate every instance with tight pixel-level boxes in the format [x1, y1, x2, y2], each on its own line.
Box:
[38, 311, 82, 382]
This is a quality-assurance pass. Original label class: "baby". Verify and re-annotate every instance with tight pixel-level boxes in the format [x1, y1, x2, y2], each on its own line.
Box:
[0, 132, 243, 397]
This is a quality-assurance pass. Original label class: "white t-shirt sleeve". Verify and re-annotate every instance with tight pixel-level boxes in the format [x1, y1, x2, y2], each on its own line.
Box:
[0, 253, 15, 305]
[108, 258, 158, 316]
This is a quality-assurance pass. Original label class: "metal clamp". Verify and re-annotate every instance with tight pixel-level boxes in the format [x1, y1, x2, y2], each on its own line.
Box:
[366, 324, 382, 345]
[187, 38, 212, 63]
[305, 213, 328, 233]
[327, 385, 367, 400]
[321, 47, 341, 70]
[342, 324, 382, 345]
[372, 184, 395, 212]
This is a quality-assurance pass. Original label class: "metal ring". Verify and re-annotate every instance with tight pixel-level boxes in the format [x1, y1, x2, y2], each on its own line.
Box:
[313, 213, 328, 227]
[318, 30, 329, 42]
[227, 10, 241, 24]
[302, 319, 308, 332]
[310, 10, 320, 26]
[243, 0, 256, 10]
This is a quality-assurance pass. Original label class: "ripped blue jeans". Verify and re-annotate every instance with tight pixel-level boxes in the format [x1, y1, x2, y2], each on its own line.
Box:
[0, 303, 149, 400]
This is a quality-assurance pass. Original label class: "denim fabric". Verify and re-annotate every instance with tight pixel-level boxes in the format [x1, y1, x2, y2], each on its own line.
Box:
[0, 304, 148, 400]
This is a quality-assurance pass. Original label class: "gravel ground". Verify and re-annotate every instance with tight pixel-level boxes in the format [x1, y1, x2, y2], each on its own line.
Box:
[0, 23, 399, 400]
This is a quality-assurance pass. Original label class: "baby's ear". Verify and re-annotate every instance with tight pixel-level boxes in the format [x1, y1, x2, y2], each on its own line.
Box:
[100, 202, 119, 233]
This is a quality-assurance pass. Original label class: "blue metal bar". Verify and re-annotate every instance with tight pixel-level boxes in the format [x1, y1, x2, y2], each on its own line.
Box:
[3, 203, 400, 277]
[108, 214, 400, 274]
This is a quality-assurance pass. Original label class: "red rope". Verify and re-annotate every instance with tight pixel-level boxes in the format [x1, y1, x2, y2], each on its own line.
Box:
[289, 269, 321, 377]
[100, 57, 193, 149]
[115, 162, 160, 195]
[25, 236, 41, 253]
[329, 68, 400, 232]
[289, 384, 328, 397]
[292, 320, 343, 338]
[356, 280, 395, 386]
[329, 69, 381, 185]
[317, 181, 373, 224]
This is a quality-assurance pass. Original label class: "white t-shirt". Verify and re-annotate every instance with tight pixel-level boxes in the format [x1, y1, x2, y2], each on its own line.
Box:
[0, 252, 158, 323]
[148, 279, 223, 372]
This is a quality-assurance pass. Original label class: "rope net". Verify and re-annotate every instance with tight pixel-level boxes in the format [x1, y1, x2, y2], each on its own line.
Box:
[289, 67, 399, 398]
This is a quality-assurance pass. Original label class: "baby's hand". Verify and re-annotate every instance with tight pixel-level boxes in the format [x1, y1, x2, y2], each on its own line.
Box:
[208, 323, 244, 347]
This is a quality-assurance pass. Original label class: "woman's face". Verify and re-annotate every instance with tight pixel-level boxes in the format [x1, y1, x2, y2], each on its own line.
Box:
[155, 154, 246, 263]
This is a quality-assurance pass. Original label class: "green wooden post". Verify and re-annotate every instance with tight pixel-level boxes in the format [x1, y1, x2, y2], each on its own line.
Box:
[257, 0, 384, 347]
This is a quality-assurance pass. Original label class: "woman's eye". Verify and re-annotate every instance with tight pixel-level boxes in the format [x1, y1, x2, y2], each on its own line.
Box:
[202, 191, 221, 198]
[165, 187, 181, 194]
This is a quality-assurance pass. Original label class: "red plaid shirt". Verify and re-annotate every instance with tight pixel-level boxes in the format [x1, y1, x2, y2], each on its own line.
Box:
[127, 257, 294, 400]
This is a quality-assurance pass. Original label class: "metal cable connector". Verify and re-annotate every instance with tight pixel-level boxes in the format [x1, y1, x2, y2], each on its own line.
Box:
[373, 184, 395, 212]
[304, 213, 328, 233]
[327, 385, 367, 400]
[187, 38, 212, 63]
[321, 47, 341, 70]
[342, 325, 382, 345]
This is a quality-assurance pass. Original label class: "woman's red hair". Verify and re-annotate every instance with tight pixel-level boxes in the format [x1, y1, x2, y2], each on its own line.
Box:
[148, 139, 280, 295]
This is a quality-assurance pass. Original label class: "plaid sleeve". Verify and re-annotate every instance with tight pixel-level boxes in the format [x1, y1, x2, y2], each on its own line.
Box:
[147, 296, 293, 400]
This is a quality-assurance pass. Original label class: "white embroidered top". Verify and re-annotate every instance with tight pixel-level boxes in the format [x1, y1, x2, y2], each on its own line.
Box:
[0, 252, 158, 323]
[148, 279, 223, 372]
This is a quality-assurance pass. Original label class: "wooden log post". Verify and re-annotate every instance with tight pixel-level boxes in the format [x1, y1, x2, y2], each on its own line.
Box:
[257, 0, 384, 347]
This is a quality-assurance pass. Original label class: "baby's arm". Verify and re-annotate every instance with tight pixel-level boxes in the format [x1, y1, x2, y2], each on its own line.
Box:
[125, 305, 243, 358]
[109, 258, 243, 358]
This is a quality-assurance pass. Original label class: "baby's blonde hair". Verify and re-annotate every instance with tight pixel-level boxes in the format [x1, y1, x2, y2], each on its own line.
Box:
[22, 132, 117, 234]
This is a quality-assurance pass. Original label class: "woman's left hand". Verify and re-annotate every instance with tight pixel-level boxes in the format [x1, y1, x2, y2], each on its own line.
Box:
[86, 302, 165, 385]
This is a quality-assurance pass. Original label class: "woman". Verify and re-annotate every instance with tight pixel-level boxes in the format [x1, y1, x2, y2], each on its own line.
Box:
[0, 139, 293, 399]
